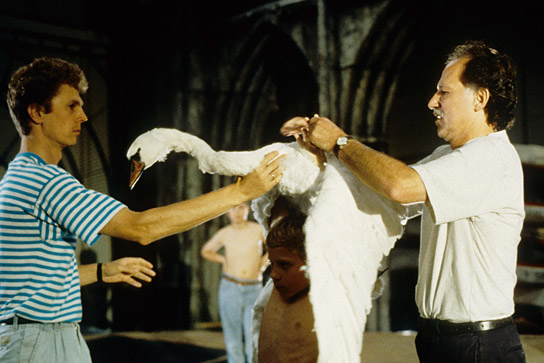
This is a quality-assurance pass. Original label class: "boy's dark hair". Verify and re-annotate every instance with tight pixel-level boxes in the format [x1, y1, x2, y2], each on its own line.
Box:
[7, 57, 88, 136]
[266, 213, 307, 262]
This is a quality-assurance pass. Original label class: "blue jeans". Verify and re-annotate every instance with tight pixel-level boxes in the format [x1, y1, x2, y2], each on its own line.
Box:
[415, 321, 526, 362]
[0, 317, 91, 363]
[218, 274, 262, 363]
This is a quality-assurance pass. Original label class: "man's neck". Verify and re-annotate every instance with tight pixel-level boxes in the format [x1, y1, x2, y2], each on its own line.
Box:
[450, 118, 496, 149]
[19, 136, 62, 165]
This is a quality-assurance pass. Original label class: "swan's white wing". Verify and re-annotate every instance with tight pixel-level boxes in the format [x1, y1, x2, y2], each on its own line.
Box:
[127, 128, 407, 362]
[306, 158, 405, 362]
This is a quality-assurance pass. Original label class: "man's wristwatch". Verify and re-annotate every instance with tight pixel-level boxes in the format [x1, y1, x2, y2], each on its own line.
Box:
[333, 135, 353, 157]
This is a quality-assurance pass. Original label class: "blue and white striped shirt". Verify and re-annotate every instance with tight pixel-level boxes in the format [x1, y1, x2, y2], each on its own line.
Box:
[0, 153, 126, 322]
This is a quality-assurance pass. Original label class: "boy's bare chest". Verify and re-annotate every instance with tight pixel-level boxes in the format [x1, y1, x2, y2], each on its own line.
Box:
[223, 225, 262, 250]
[258, 291, 318, 362]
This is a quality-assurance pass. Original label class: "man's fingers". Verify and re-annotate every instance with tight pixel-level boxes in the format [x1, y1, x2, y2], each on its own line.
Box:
[120, 268, 154, 288]
[261, 150, 280, 164]
[139, 273, 153, 282]
[125, 277, 143, 288]
[133, 271, 153, 282]
[238, 150, 286, 199]
[124, 264, 156, 279]
[136, 258, 154, 269]
[263, 154, 285, 177]
[126, 257, 154, 269]
[139, 267, 156, 278]
[280, 116, 310, 136]
[261, 151, 286, 169]
[261, 154, 284, 186]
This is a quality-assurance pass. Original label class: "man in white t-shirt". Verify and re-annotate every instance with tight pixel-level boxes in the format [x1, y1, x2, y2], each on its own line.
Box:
[281, 41, 525, 362]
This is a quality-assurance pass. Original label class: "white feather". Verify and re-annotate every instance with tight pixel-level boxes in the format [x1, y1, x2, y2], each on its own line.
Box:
[127, 128, 408, 362]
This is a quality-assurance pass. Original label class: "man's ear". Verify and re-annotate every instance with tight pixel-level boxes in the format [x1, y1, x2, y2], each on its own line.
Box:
[474, 88, 490, 111]
[27, 104, 43, 124]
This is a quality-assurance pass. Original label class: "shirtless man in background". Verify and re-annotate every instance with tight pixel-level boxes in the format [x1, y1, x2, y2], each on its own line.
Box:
[201, 202, 267, 363]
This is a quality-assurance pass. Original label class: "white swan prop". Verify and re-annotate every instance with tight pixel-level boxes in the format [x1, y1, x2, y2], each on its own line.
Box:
[127, 128, 409, 362]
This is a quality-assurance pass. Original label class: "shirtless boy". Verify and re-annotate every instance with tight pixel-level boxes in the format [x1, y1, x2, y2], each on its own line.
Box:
[201, 202, 267, 363]
[252, 213, 318, 363]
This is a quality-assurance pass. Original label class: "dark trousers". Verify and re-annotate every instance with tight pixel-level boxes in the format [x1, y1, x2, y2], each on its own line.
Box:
[415, 322, 526, 363]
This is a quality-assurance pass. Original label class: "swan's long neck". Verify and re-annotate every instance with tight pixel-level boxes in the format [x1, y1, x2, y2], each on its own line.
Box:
[168, 129, 215, 159]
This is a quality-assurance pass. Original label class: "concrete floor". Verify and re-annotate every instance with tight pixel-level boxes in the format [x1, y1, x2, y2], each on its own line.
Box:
[86, 330, 544, 362]
[362, 332, 544, 362]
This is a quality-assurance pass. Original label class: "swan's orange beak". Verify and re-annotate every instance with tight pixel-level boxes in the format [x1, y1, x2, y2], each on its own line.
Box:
[129, 158, 145, 190]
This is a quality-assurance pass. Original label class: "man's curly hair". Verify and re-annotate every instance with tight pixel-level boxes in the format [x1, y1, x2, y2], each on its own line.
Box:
[7, 57, 88, 136]
[447, 40, 517, 131]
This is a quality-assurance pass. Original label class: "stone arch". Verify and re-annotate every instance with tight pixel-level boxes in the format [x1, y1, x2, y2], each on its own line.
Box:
[343, 0, 428, 149]
[210, 20, 318, 151]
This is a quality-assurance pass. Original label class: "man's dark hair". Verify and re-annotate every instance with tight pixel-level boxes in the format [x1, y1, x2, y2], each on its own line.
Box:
[266, 213, 307, 262]
[446, 40, 517, 131]
[7, 57, 88, 136]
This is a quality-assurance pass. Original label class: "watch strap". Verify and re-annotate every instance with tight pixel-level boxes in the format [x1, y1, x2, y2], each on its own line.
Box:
[97, 263, 103, 283]
[333, 135, 353, 158]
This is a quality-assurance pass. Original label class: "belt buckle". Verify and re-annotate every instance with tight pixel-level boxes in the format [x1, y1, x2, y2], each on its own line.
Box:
[479, 321, 493, 331]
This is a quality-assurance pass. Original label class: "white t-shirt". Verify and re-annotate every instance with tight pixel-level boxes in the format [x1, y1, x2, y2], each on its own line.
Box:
[410, 130, 524, 322]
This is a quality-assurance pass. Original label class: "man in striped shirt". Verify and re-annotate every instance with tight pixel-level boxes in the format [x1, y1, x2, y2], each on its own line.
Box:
[0, 57, 284, 362]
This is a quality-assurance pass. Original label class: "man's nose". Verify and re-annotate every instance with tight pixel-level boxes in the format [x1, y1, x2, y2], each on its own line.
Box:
[79, 109, 88, 123]
[428, 93, 439, 110]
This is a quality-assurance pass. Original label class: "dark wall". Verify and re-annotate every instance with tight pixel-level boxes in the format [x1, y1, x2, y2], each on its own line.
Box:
[2, 0, 544, 331]
[386, 0, 544, 161]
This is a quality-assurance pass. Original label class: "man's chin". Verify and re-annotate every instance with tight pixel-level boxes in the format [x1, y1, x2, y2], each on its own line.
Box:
[64, 136, 79, 146]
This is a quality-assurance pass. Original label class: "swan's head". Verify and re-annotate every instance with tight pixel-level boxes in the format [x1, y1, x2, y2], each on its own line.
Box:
[126, 129, 176, 189]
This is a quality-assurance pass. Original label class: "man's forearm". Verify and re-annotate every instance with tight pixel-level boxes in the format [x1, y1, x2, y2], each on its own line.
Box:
[337, 139, 426, 204]
[101, 151, 284, 245]
[106, 182, 251, 245]
[287, 115, 426, 203]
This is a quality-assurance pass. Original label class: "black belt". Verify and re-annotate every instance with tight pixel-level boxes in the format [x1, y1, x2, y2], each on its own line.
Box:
[417, 316, 513, 335]
[0, 316, 42, 325]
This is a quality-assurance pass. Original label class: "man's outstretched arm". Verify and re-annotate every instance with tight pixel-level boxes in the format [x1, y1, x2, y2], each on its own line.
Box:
[101, 151, 286, 245]
[282, 116, 426, 204]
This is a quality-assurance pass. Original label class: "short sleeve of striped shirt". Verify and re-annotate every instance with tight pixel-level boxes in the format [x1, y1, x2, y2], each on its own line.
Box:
[35, 169, 126, 247]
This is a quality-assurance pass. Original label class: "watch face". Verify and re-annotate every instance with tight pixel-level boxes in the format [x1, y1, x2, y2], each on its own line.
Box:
[337, 136, 349, 146]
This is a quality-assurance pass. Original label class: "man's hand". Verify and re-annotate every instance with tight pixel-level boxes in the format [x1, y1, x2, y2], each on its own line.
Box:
[280, 116, 311, 137]
[102, 257, 156, 288]
[280, 116, 326, 167]
[237, 151, 286, 200]
[281, 115, 347, 152]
